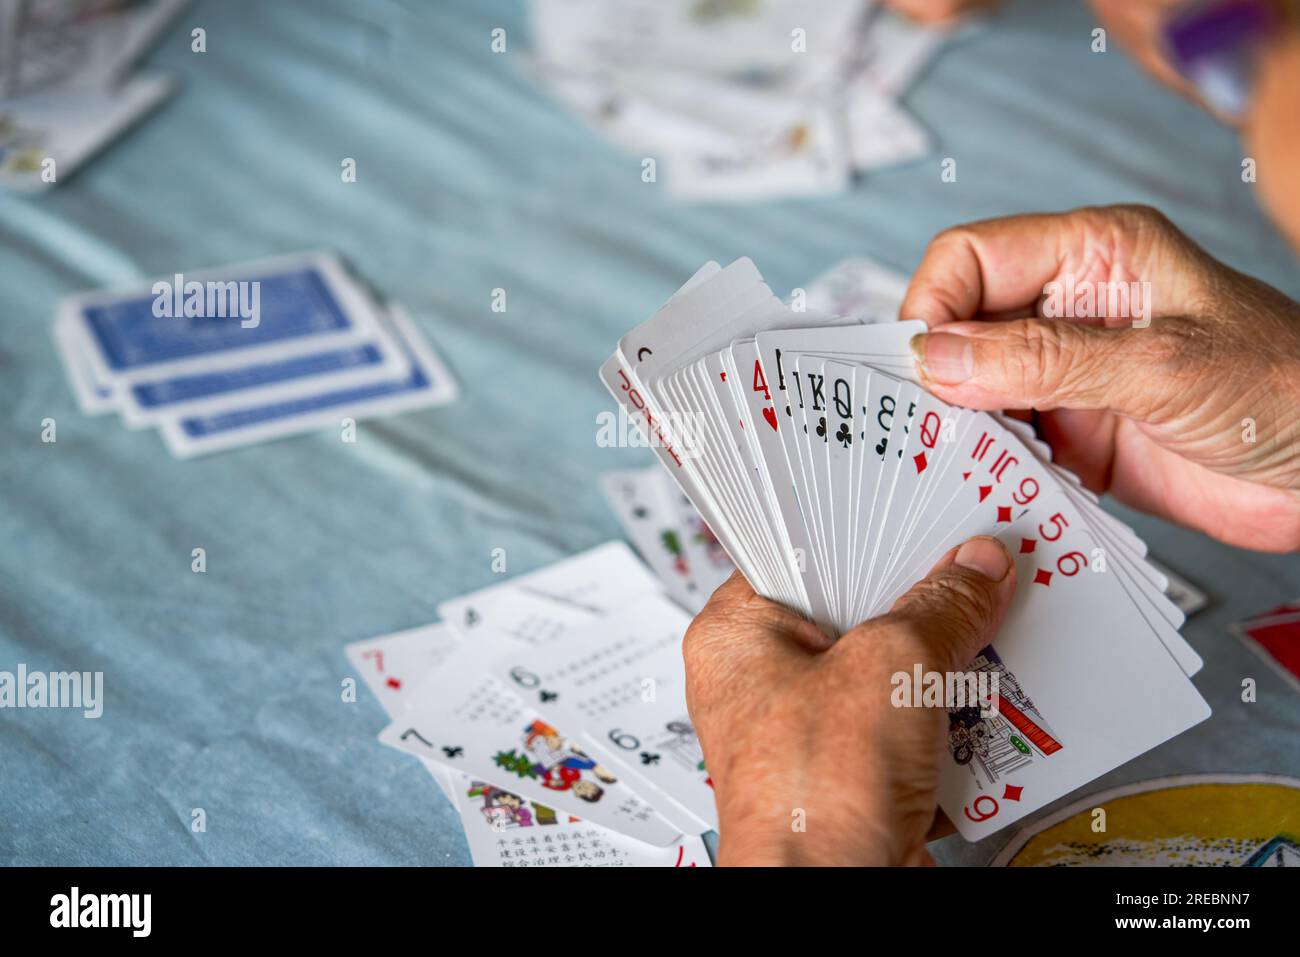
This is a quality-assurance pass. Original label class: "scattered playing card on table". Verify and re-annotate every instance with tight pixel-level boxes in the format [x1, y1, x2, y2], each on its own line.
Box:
[490, 591, 716, 832]
[1147, 557, 1209, 617]
[0, 0, 186, 189]
[1232, 602, 1300, 694]
[802, 255, 910, 324]
[345, 542, 717, 864]
[451, 772, 709, 868]
[526, 1, 953, 199]
[600, 466, 734, 612]
[0, 72, 173, 191]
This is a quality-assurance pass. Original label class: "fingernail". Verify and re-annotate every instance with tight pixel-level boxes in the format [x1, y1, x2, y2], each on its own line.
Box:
[954, 537, 1011, 581]
[911, 332, 973, 385]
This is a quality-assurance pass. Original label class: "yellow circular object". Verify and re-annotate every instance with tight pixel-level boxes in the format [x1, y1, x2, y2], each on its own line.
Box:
[992, 774, 1300, 867]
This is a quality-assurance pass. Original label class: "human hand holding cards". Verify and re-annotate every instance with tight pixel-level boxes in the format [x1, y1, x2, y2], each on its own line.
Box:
[601, 256, 1212, 843]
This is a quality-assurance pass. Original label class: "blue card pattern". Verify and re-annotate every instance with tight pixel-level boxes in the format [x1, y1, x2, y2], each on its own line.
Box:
[131, 344, 384, 408]
[179, 362, 432, 438]
[83, 267, 352, 370]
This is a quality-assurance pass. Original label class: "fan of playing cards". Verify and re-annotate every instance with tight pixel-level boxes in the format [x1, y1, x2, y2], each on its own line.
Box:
[602, 258, 1212, 840]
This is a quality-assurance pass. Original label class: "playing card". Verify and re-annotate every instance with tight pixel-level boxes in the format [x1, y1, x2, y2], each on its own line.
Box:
[843, 85, 931, 172]
[659, 469, 735, 600]
[938, 502, 1211, 841]
[1232, 607, 1300, 694]
[530, 0, 866, 90]
[437, 540, 663, 636]
[346, 623, 462, 718]
[857, 5, 952, 97]
[526, 0, 942, 200]
[441, 586, 602, 648]
[0, 71, 173, 192]
[432, 549, 706, 837]
[345, 622, 463, 802]
[52, 309, 116, 415]
[156, 303, 457, 458]
[803, 255, 910, 324]
[490, 591, 717, 831]
[115, 327, 411, 429]
[378, 638, 684, 846]
[59, 251, 389, 386]
[1147, 557, 1209, 616]
[0, 0, 186, 97]
[600, 467, 706, 611]
[346, 618, 711, 863]
[451, 772, 710, 867]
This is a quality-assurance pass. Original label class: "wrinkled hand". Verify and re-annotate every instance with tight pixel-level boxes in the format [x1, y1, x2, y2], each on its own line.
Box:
[905, 205, 1300, 552]
[1245, 32, 1300, 252]
[684, 537, 1016, 866]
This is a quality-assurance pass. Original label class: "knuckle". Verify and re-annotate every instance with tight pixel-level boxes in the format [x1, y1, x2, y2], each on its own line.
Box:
[1106, 203, 1175, 239]
[681, 612, 716, 655]
[990, 320, 1071, 400]
[897, 571, 997, 640]
[1112, 203, 1166, 227]
[930, 224, 975, 250]
[999, 319, 1137, 407]
[1117, 319, 1213, 421]
[868, 617, 931, 666]
[681, 615, 717, 670]
[928, 573, 999, 630]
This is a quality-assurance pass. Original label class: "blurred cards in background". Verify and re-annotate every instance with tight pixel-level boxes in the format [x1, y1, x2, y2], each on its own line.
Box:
[526, 0, 955, 200]
[53, 251, 458, 457]
[0, 0, 185, 191]
[601, 466, 734, 612]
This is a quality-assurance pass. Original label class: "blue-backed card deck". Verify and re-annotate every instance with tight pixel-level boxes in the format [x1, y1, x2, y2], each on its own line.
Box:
[52, 251, 458, 458]
[52, 310, 117, 415]
[157, 303, 457, 458]
[59, 251, 389, 385]
[114, 318, 412, 428]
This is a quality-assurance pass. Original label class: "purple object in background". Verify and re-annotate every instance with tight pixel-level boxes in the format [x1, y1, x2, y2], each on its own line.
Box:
[1163, 0, 1282, 118]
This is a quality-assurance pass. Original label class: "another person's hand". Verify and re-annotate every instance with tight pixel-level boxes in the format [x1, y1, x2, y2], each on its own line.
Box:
[882, 0, 1001, 25]
[905, 205, 1300, 552]
[1088, 1, 1300, 248]
[684, 537, 1016, 866]
[1245, 31, 1300, 251]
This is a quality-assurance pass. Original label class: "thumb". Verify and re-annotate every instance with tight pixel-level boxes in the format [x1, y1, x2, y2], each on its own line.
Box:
[910, 317, 1178, 419]
[877, 536, 1018, 674]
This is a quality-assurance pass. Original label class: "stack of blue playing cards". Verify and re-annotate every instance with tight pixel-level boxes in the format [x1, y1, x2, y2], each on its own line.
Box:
[53, 250, 458, 457]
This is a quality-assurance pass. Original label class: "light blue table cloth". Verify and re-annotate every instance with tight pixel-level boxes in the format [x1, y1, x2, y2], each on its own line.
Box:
[0, 0, 1295, 866]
